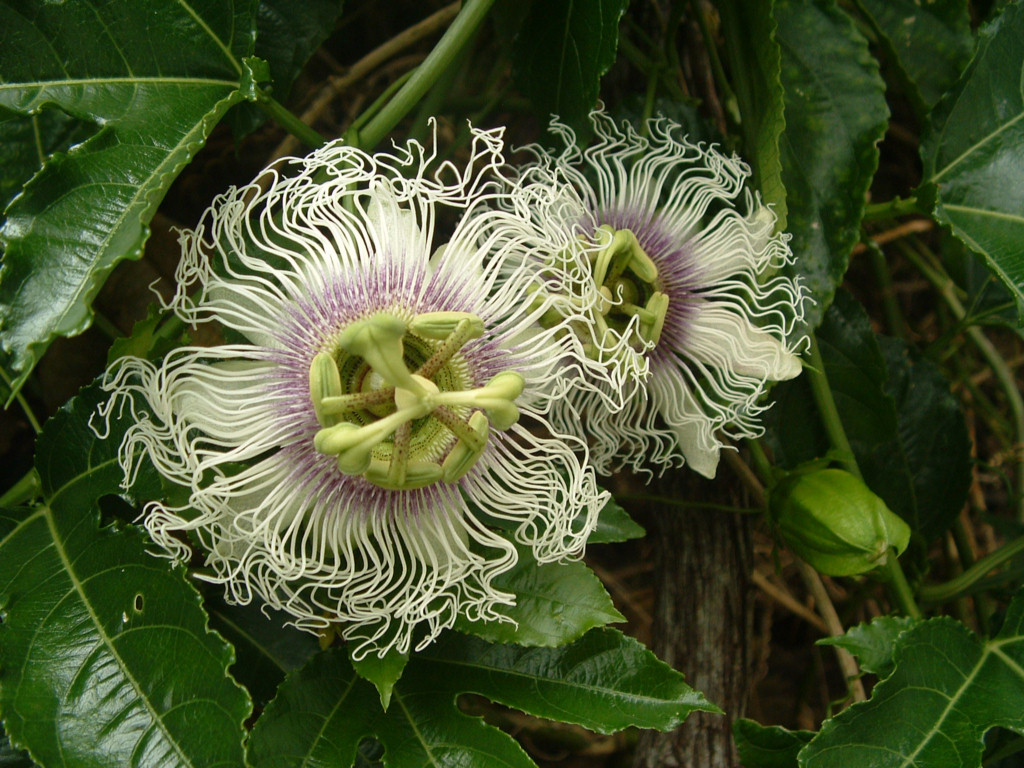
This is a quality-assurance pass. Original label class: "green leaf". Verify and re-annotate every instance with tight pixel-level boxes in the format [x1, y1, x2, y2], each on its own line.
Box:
[417, 629, 719, 733]
[0, 0, 258, 397]
[247, 647, 537, 768]
[206, 596, 320, 709]
[0, 382, 251, 767]
[733, 720, 814, 768]
[512, 0, 629, 133]
[714, 0, 788, 229]
[588, 493, 645, 544]
[774, 0, 889, 328]
[0, 722, 35, 768]
[799, 588, 1024, 768]
[350, 645, 409, 711]
[855, 0, 974, 110]
[0, 107, 92, 221]
[922, 2, 1024, 322]
[248, 629, 716, 767]
[227, 0, 345, 137]
[877, 337, 971, 543]
[816, 615, 920, 679]
[454, 544, 624, 647]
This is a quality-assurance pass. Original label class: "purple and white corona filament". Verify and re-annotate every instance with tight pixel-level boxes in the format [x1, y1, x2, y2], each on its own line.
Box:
[100, 128, 604, 658]
[503, 113, 807, 478]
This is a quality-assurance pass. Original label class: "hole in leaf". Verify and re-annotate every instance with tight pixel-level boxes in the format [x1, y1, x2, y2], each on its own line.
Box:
[133, 593, 144, 613]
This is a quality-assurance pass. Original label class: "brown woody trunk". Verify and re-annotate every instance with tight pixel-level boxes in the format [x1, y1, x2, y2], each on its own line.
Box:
[631, 477, 756, 768]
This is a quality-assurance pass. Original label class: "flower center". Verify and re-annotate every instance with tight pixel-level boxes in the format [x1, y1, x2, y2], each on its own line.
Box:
[587, 225, 669, 352]
[309, 311, 524, 491]
[535, 225, 669, 361]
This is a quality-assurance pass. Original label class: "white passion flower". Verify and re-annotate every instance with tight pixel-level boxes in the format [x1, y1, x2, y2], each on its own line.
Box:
[502, 112, 807, 479]
[99, 128, 604, 658]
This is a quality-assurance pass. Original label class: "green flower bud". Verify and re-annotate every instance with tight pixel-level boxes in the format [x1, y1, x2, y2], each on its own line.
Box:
[770, 469, 911, 577]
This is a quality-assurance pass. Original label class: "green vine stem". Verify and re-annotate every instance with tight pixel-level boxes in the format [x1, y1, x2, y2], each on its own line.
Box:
[861, 195, 923, 222]
[919, 533, 1024, 604]
[0, 469, 41, 508]
[257, 93, 327, 149]
[357, 0, 496, 151]
[806, 333, 923, 619]
[805, 335, 860, 480]
[899, 239, 1024, 523]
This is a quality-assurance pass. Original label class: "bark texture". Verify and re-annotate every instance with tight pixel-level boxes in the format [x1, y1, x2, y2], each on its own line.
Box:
[631, 483, 756, 768]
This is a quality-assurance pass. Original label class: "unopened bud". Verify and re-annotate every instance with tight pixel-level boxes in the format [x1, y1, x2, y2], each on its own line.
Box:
[770, 469, 911, 577]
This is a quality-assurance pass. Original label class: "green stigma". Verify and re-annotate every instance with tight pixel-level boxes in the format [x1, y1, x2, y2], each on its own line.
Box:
[537, 226, 669, 359]
[309, 311, 524, 490]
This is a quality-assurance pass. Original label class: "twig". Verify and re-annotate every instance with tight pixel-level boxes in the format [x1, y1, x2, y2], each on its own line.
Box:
[796, 561, 867, 702]
[751, 570, 827, 633]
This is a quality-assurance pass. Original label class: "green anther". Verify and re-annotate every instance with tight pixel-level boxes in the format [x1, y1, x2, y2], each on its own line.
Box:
[603, 230, 640, 285]
[639, 291, 670, 347]
[591, 225, 624, 286]
[626, 239, 659, 284]
[310, 352, 344, 428]
[597, 286, 613, 315]
[619, 302, 656, 325]
[441, 411, 490, 482]
[337, 313, 425, 394]
[431, 371, 524, 431]
[315, 404, 429, 460]
[410, 311, 484, 340]
[364, 458, 444, 490]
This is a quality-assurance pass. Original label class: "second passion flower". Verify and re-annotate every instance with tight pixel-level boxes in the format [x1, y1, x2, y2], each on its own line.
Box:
[100, 129, 605, 658]
[501, 112, 808, 479]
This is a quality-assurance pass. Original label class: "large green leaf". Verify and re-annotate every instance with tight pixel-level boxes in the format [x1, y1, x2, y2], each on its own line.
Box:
[877, 337, 971, 543]
[922, 1, 1024, 322]
[774, 0, 888, 328]
[0, 383, 251, 767]
[799, 588, 1024, 767]
[0, 0, 259, 397]
[512, 0, 629, 133]
[714, 0, 788, 229]
[455, 544, 624, 647]
[248, 629, 716, 768]
[855, 0, 973, 110]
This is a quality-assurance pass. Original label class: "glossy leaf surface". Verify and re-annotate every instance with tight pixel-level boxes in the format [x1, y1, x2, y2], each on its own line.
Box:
[922, 2, 1024, 321]
[455, 544, 624, 647]
[0, 383, 251, 767]
[733, 720, 813, 768]
[800, 589, 1024, 767]
[774, 0, 888, 328]
[856, 0, 973, 109]
[248, 628, 716, 767]
[817, 615, 920, 679]
[0, 0, 257, 396]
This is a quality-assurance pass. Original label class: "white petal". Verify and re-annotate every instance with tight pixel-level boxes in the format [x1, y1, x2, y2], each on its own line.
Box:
[685, 302, 803, 381]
